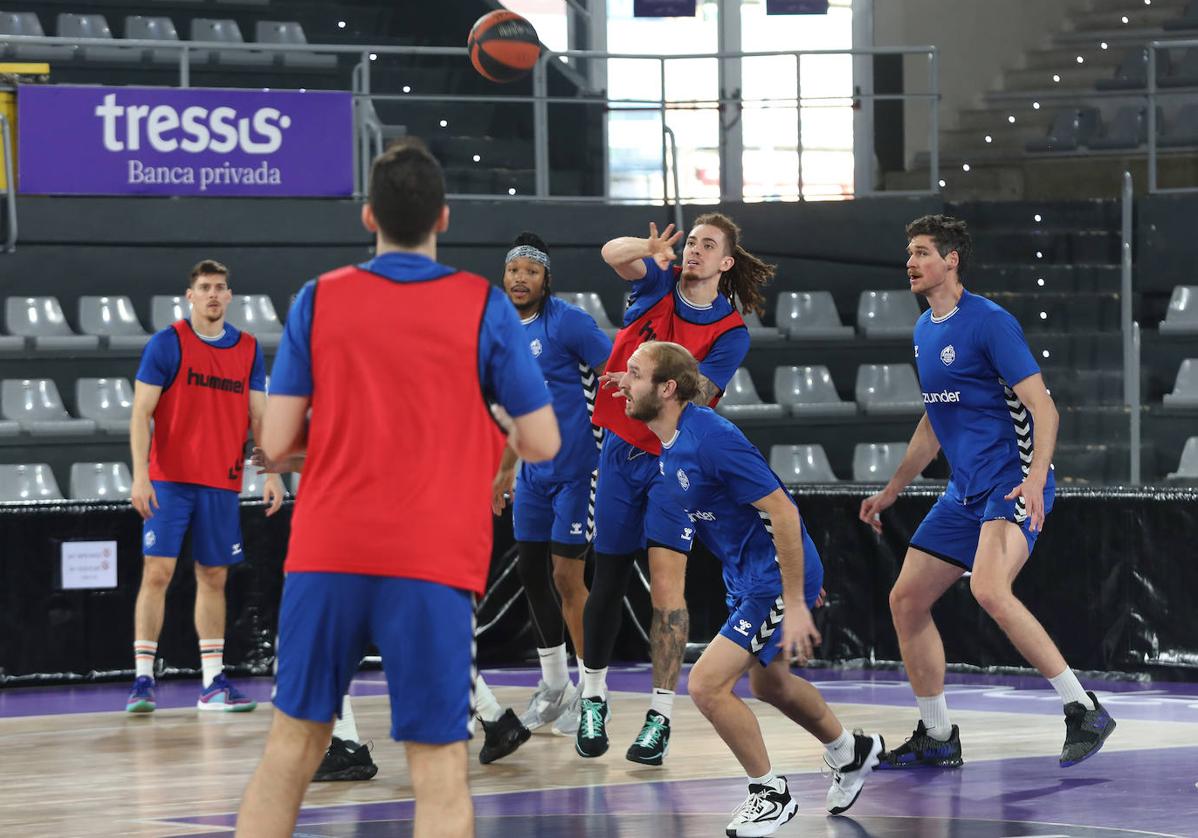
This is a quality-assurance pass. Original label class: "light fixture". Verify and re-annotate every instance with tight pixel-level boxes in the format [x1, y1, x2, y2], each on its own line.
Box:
[473, 154, 481, 162]
[1076, 56, 1085, 64]
[402, 85, 411, 93]
[1008, 115, 1017, 123]
[1036, 251, 1043, 259]
[1101, 41, 1109, 50]
[985, 135, 993, 143]
[1039, 311, 1048, 320]
[1034, 213, 1043, 222]
[1042, 350, 1051, 358]
[938, 179, 947, 188]
[369, 53, 377, 61]
[439, 119, 448, 127]
[1053, 74, 1061, 83]
[1122, 15, 1130, 23]
[962, 163, 971, 172]
[1033, 101, 1042, 110]
[1037, 278, 1046, 286]
[508, 187, 517, 195]
[338, 20, 346, 29]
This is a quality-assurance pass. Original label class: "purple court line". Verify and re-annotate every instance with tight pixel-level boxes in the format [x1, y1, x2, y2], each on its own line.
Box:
[161, 747, 1198, 837]
[4, 666, 1198, 722]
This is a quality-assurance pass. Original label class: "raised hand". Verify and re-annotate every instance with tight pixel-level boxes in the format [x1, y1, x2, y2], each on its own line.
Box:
[646, 222, 683, 271]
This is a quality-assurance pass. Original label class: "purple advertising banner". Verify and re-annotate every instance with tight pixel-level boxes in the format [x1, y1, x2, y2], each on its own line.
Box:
[633, 0, 697, 17]
[766, 0, 830, 13]
[18, 85, 353, 197]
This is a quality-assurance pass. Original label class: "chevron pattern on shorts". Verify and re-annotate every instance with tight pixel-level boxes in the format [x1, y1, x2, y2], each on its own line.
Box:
[580, 362, 604, 450]
[749, 595, 785, 654]
[1002, 381, 1032, 522]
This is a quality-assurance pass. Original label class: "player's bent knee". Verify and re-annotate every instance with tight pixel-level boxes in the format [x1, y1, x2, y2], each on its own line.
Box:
[969, 576, 1014, 619]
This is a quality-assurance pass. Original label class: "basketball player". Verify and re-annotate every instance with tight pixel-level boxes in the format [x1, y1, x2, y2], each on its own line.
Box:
[491, 231, 613, 738]
[234, 139, 559, 838]
[623, 341, 883, 835]
[859, 214, 1116, 769]
[125, 259, 283, 714]
[579, 216, 773, 765]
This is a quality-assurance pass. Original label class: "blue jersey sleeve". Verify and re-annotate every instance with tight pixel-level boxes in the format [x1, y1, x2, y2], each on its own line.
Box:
[699, 425, 783, 506]
[480, 286, 551, 417]
[269, 280, 315, 397]
[982, 309, 1040, 388]
[136, 329, 181, 388]
[698, 326, 750, 391]
[249, 342, 267, 392]
[563, 306, 614, 369]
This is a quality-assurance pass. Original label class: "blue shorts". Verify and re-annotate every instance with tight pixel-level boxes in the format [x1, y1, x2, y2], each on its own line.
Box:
[273, 572, 475, 744]
[909, 478, 1055, 570]
[513, 465, 594, 557]
[718, 535, 825, 667]
[592, 433, 693, 555]
[142, 480, 243, 566]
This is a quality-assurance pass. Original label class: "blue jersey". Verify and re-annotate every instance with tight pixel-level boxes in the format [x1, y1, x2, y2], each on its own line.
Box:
[624, 257, 749, 390]
[137, 322, 266, 392]
[656, 405, 818, 601]
[522, 295, 612, 481]
[270, 253, 549, 421]
[913, 290, 1052, 499]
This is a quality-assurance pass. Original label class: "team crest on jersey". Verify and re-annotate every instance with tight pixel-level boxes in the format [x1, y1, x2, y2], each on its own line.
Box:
[530, 338, 543, 357]
[914, 345, 919, 358]
[940, 344, 956, 366]
[144, 531, 156, 548]
[676, 468, 690, 490]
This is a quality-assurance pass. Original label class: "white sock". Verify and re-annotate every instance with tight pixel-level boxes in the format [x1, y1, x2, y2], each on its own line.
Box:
[474, 674, 503, 722]
[650, 688, 674, 721]
[575, 657, 585, 686]
[199, 638, 224, 688]
[333, 694, 359, 742]
[824, 727, 856, 768]
[747, 768, 777, 787]
[134, 640, 157, 680]
[916, 693, 952, 740]
[1048, 668, 1093, 708]
[538, 644, 570, 690]
[582, 666, 608, 701]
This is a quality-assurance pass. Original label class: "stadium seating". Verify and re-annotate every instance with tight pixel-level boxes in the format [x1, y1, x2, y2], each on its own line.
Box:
[1095, 47, 1171, 91]
[78, 296, 150, 351]
[56, 14, 134, 62]
[124, 16, 204, 65]
[775, 291, 852, 340]
[741, 310, 781, 342]
[189, 19, 272, 66]
[1162, 359, 1198, 408]
[151, 296, 190, 332]
[5, 297, 100, 351]
[768, 444, 839, 483]
[1089, 106, 1154, 151]
[1164, 0, 1198, 30]
[857, 290, 921, 339]
[556, 292, 616, 332]
[1, 379, 97, 435]
[1163, 48, 1198, 88]
[1025, 108, 1103, 152]
[1159, 286, 1198, 334]
[240, 460, 264, 497]
[76, 378, 134, 434]
[0, 12, 74, 60]
[714, 368, 784, 419]
[1166, 437, 1198, 480]
[855, 364, 923, 416]
[69, 462, 132, 500]
[852, 442, 911, 482]
[0, 464, 63, 502]
[1160, 104, 1198, 148]
[254, 21, 336, 69]
[225, 295, 283, 347]
[0, 419, 17, 436]
[773, 365, 856, 418]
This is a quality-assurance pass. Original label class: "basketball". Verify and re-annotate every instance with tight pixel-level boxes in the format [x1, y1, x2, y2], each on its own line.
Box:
[467, 10, 541, 84]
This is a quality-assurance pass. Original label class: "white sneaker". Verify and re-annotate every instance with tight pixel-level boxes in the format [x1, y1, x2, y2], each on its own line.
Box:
[725, 776, 797, 837]
[518, 680, 576, 730]
[551, 689, 581, 736]
[825, 731, 884, 815]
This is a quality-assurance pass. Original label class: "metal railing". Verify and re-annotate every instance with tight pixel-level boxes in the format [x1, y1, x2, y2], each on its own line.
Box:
[0, 112, 15, 252]
[0, 33, 941, 203]
[1120, 170, 1142, 484]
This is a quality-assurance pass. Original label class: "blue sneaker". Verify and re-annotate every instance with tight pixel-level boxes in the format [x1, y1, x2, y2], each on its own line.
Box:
[126, 676, 156, 713]
[197, 673, 257, 712]
[877, 720, 963, 769]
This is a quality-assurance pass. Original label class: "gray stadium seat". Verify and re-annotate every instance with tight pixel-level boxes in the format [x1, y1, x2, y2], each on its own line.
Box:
[57, 13, 134, 61]
[1159, 286, 1198, 334]
[852, 442, 920, 482]
[78, 296, 149, 351]
[857, 290, 921, 339]
[1162, 359, 1198, 408]
[70, 462, 133, 500]
[1161, 104, 1198, 148]
[1095, 47, 1171, 91]
[775, 291, 853, 340]
[76, 377, 134, 434]
[241, 460, 265, 497]
[855, 364, 924, 416]
[151, 295, 191, 332]
[741, 310, 781, 342]
[556, 292, 616, 332]
[1163, 48, 1198, 87]
[1089, 106, 1157, 151]
[0, 419, 17, 436]
[189, 19, 272, 66]
[1, 379, 97, 435]
[768, 444, 839, 483]
[715, 368, 784, 419]
[1165, 0, 1198, 30]
[225, 295, 283, 348]
[0, 464, 63, 502]
[5, 297, 100, 352]
[1025, 108, 1103, 152]
[254, 21, 336, 69]
[0, 12, 74, 60]
[124, 16, 205, 65]
[1166, 437, 1198, 480]
[773, 365, 857, 418]
[290, 472, 301, 495]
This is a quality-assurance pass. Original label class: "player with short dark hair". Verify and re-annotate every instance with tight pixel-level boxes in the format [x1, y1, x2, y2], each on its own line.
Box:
[623, 341, 883, 836]
[860, 214, 1115, 770]
[234, 138, 560, 838]
[125, 259, 281, 715]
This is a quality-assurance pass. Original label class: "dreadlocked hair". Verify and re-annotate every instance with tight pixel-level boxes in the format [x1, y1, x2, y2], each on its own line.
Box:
[692, 212, 775, 317]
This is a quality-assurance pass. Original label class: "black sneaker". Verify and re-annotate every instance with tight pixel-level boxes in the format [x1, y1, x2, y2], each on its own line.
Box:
[312, 737, 379, 782]
[575, 696, 610, 758]
[725, 776, 797, 837]
[626, 710, 670, 766]
[1060, 691, 1116, 767]
[876, 720, 963, 769]
[479, 709, 531, 764]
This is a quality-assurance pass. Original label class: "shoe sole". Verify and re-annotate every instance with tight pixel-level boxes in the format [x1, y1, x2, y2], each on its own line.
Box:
[312, 764, 379, 782]
[196, 702, 258, 712]
[126, 702, 155, 713]
[1060, 717, 1116, 767]
[827, 735, 884, 815]
[725, 798, 798, 837]
[479, 728, 532, 765]
[625, 740, 669, 766]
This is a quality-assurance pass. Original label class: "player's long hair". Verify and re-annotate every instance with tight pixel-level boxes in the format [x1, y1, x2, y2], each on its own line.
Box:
[693, 212, 775, 318]
[510, 231, 552, 318]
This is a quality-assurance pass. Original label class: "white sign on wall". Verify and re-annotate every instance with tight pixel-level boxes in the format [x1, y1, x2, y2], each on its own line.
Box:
[61, 541, 118, 590]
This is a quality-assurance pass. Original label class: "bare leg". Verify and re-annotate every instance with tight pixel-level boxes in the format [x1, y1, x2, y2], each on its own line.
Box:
[971, 520, 1069, 677]
[552, 553, 588, 661]
[748, 656, 843, 743]
[687, 635, 768, 776]
[236, 710, 332, 837]
[407, 741, 473, 838]
[133, 555, 176, 642]
[647, 547, 688, 691]
[193, 564, 228, 640]
[888, 548, 965, 697]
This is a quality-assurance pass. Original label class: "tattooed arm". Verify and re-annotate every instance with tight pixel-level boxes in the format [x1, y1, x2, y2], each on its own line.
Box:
[690, 374, 721, 407]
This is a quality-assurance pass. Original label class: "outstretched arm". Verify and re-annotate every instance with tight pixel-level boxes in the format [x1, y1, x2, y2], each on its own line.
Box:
[601, 222, 682, 281]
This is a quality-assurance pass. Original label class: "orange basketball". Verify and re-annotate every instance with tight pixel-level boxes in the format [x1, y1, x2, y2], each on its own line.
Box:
[467, 10, 541, 84]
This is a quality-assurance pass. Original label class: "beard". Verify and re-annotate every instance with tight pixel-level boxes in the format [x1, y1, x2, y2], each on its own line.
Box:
[626, 389, 663, 422]
[680, 269, 700, 283]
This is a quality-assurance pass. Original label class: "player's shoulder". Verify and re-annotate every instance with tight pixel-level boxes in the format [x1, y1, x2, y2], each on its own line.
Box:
[961, 289, 1012, 319]
[684, 405, 741, 442]
[145, 324, 182, 351]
